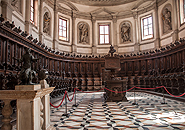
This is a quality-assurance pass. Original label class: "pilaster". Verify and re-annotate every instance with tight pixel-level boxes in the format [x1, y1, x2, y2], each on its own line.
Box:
[154, 2, 160, 49]
[25, 0, 31, 34]
[1, 0, 13, 21]
[39, 0, 44, 42]
[172, 0, 178, 42]
[71, 11, 77, 53]
[133, 12, 139, 53]
[112, 15, 118, 52]
[91, 16, 97, 54]
[53, 0, 58, 50]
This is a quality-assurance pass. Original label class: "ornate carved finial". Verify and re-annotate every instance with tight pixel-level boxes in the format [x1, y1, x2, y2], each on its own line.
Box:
[109, 45, 116, 57]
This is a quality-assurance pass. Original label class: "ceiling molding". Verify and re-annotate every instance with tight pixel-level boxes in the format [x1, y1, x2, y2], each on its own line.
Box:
[64, 0, 137, 6]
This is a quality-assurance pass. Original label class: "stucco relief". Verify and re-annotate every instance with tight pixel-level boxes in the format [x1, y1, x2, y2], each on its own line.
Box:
[43, 12, 51, 35]
[78, 22, 89, 44]
[120, 21, 132, 43]
[162, 4, 172, 34]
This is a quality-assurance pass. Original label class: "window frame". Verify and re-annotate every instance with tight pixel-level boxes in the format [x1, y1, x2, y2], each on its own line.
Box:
[140, 14, 154, 41]
[179, 0, 185, 25]
[30, 0, 38, 26]
[30, 0, 35, 24]
[98, 23, 111, 45]
[58, 16, 69, 42]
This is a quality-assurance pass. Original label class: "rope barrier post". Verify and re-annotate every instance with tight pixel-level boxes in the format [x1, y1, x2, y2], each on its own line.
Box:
[161, 87, 167, 104]
[62, 91, 69, 117]
[132, 87, 138, 105]
[72, 88, 78, 107]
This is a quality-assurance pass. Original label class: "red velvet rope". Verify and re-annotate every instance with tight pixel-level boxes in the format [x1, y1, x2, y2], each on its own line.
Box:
[66, 88, 76, 102]
[104, 86, 135, 93]
[50, 85, 185, 108]
[75, 87, 105, 93]
[135, 86, 164, 89]
[163, 86, 185, 97]
[50, 91, 67, 108]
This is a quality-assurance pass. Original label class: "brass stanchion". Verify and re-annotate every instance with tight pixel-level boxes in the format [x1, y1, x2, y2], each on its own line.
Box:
[132, 87, 138, 105]
[72, 88, 78, 107]
[161, 87, 167, 104]
[62, 91, 69, 117]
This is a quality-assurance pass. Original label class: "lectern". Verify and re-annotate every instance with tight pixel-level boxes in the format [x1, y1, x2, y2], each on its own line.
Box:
[104, 45, 127, 102]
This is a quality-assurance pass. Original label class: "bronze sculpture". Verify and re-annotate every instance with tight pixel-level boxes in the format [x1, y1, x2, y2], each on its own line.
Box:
[14, 48, 39, 85]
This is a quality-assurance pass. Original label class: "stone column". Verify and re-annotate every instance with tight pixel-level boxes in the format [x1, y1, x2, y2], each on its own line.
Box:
[71, 12, 77, 53]
[25, 0, 31, 34]
[15, 84, 41, 130]
[154, 2, 160, 49]
[113, 15, 118, 52]
[39, 0, 44, 42]
[53, 0, 58, 50]
[1, 0, 13, 21]
[172, 0, 178, 42]
[92, 16, 97, 54]
[133, 12, 139, 53]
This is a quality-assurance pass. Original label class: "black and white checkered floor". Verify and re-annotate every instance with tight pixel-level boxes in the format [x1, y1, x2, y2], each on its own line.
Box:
[50, 92, 185, 130]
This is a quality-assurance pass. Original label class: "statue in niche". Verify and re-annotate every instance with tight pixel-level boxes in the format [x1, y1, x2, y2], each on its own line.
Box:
[162, 8, 172, 33]
[121, 23, 131, 43]
[14, 48, 39, 85]
[79, 23, 88, 43]
[43, 12, 50, 35]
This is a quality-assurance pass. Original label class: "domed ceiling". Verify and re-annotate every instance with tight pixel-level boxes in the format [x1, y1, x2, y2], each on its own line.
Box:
[67, 0, 137, 6]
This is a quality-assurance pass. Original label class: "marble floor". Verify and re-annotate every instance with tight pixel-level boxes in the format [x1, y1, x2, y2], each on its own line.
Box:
[50, 92, 185, 130]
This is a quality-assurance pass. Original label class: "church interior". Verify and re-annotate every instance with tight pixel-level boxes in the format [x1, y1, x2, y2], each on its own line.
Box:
[1, 0, 185, 129]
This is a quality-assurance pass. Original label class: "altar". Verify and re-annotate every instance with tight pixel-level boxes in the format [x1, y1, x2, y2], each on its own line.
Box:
[104, 45, 127, 102]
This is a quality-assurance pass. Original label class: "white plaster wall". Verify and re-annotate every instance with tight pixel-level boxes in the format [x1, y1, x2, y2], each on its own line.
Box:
[140, 43, 154, 51]
[161, 36, 172, 46]
[77, 47, 92, 54]
[179, 26, 185, 39]
[118, 46, 134, 53]
[32, 27, 39, 39]
[12, 15, 24, 30]
[58, 44, 71, 52]
[97, 48, 110, 54]
[117, 17, 135, 47]
[43, 38, 53, 48]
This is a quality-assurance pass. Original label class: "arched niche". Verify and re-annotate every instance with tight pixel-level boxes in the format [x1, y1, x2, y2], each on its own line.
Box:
[43, 8, 51, 36]
[161, 4, 172, 35]
[77, 22, 90, 44]
[119, 21, 132, 44]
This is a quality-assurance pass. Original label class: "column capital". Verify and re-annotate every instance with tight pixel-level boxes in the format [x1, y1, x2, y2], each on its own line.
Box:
[133, 12, 138, 19]
[91, 16, 96, 23]
[112, 16, 117, 23]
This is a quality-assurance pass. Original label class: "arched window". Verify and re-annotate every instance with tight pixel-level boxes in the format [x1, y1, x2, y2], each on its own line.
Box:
[180, 0, 185, 24]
